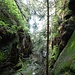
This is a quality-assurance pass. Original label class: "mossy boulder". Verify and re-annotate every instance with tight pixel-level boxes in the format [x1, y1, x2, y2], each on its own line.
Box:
[53, 31, 75, 75]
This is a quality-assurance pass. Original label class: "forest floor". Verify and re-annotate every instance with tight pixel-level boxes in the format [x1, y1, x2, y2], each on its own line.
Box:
[13, 53, 46, 75]
[0, 52, 46, 75]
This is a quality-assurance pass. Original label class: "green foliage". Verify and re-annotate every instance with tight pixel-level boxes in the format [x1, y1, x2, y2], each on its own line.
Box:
[55, 0, 62, 13]
[0, 21, 17, 34]
[0, 21, 9, 28]
[51, 46, 59, 60]
[5, 0, 23, 21]
[50, 15, 60, 39]
[32, 32, 46, 53]
[4, 0, 29, 30]
[0, 52, 6, 62]
[0, 0, 30, 33]
[13, 58, 33, 75]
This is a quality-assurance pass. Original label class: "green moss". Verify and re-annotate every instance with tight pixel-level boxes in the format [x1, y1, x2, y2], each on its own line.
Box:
[4, 0, 29, 30]
[0, 0, 30, 32]
[53, 31, 75, 75]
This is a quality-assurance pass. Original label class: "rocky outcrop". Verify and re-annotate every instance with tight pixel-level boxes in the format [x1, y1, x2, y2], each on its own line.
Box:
[0, 0, 32, 69]
[50, 0, 75, 75]
[53, 31, 75, 75]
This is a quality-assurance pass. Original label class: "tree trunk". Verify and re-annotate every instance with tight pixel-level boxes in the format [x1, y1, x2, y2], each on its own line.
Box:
[46, 0, 49, 75]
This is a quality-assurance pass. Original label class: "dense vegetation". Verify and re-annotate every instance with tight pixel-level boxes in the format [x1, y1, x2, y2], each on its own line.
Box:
[0, 0, 75, 75]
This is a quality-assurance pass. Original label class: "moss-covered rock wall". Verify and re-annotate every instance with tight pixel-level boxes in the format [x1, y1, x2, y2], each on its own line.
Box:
[0, 0, 32, 66]
[50, 0, 75, 75]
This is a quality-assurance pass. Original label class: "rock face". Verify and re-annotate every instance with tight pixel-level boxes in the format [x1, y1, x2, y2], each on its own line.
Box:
[0, 0, 32, 67]
[50, 0, 75, 75]
[53, 31, 75, 75]
[18, 31, 32, 58]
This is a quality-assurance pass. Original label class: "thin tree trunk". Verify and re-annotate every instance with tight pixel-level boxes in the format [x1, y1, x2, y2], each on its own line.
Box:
[46, 0, 49, 75]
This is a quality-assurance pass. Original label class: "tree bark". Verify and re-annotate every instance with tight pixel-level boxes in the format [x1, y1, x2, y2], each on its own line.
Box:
[46, 0, 49, 75]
